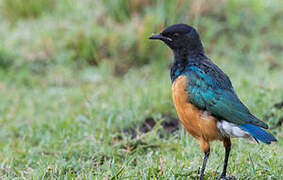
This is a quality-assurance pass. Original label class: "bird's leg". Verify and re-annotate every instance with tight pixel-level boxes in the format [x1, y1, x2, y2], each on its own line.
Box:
[221, 145, 231, 177]
[199, 139, 210, 180]
[217, 137, 233, 180]
[198, 149, 210, 180]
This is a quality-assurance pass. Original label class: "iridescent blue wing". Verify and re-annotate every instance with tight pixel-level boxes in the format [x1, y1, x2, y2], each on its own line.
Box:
[185, 60, 268, 129]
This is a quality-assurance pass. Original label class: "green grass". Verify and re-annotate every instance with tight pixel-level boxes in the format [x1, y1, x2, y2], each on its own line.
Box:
[0, 0, 55, 22]
[0, 0, 282, 179]
[0, 60, 282, 179]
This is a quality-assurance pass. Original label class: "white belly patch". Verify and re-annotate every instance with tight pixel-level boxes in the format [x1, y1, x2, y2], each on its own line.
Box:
[217, 120, 250, 138]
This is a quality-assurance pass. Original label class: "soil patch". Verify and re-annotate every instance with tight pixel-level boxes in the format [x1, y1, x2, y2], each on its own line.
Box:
[123, 114, 180, 138]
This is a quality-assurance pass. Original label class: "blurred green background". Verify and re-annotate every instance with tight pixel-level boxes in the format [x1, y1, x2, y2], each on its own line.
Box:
[0, 0, 282, 179]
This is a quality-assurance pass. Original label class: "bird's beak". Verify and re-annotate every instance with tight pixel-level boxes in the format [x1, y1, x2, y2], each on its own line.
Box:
[149, 33, 172, 41]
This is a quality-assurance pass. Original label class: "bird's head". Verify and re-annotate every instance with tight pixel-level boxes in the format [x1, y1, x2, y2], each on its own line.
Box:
[149, 24, 204, 57]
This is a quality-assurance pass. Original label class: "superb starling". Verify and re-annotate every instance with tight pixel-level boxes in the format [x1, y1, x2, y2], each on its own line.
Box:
[149, 24, 277, 180]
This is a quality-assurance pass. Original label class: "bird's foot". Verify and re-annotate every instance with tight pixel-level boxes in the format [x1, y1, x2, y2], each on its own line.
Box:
[216, 175, 234, 180]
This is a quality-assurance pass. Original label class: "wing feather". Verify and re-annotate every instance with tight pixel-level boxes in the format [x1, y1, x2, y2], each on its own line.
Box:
[185, 60, 268, 129]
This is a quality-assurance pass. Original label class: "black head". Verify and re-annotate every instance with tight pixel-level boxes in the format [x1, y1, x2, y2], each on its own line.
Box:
[149, 24, 204, 57]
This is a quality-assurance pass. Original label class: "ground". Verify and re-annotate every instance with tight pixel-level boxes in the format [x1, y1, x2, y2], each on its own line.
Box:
[0, 61, 282, 179]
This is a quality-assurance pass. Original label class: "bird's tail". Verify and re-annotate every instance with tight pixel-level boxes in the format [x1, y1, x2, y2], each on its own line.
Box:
[239, 123, 277, 144]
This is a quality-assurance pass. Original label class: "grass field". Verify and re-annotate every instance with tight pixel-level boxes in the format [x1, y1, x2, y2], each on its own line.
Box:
[0, 0, 282, 179]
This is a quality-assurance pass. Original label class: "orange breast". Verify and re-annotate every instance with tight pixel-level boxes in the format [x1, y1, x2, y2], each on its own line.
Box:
[172, 75, 221, 141]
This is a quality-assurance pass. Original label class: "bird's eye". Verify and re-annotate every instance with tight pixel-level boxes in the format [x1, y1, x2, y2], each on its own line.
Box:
[173, 33, 179, 37]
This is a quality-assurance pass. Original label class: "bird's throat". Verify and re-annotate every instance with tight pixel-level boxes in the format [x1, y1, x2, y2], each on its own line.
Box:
[171, 49, 204, 83]
[173, 45, 204, 60]
[170, 58, 186, 83]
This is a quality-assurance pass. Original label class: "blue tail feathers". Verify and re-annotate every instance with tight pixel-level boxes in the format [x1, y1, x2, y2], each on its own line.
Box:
[239, 123, 277, 144]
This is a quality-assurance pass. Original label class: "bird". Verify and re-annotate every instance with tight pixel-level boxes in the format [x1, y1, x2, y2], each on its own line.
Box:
[149, 24, 277, 180]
